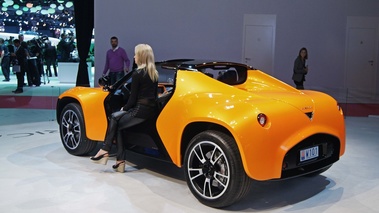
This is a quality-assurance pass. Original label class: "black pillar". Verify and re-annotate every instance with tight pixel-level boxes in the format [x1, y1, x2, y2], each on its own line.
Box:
[73, 0, 94, 87]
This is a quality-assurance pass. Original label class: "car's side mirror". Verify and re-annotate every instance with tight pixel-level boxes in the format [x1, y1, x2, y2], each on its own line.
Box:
[98, 76, 110, 87]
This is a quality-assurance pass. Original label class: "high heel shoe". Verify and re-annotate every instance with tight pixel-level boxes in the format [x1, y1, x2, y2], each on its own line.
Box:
[112, 161, 125, 173]
[90, 153, 109, 165]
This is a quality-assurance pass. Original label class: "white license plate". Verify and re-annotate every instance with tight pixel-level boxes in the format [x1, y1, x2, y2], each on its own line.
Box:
[300, 146, 319, 162]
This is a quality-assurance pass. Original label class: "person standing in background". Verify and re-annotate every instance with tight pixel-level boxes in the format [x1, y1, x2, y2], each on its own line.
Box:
[0, 38, 11, 82]
[292, 47, 309, 90]
[11, 39, 28, 93]
[57, 33, 75, 62]
[44, 40, 58, 77]
[102, 36, 130, 85]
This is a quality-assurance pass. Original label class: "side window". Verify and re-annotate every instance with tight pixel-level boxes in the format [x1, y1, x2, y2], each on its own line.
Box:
[217, 68, 238, 84]
[157, 66, 175, 84]
[200, 66, 247, 85]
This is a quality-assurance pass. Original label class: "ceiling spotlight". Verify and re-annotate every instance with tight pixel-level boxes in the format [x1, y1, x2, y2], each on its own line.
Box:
[48, 8, 55, 14]
[5, 1, 14, 6]
[65, 2, 73, 8]
[26, 3, 33, 8]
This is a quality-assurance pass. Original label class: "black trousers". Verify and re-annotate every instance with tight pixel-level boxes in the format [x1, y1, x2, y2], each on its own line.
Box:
[46, 58, 57, 76]
[27, 59, 41, 86]
[1, 56, 11, 80]
[294, 81, 304, 90]
[101, 110, 144, 160]
[16, 62, 28, 90]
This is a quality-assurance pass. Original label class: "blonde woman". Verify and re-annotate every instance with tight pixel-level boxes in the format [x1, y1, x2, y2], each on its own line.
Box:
[91, 44, 159, 172]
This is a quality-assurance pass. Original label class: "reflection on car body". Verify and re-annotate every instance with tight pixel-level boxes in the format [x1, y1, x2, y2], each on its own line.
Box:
[56, 59, 345, 208]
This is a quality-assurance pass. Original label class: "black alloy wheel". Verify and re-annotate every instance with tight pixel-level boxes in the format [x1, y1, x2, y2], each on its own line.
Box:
[184, 130, 251, 208]
[59, 103, 96, 155]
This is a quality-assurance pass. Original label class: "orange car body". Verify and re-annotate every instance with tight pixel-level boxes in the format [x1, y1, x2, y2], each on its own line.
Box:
[156, 70, 345, 180]
[57, 64, 345, 181]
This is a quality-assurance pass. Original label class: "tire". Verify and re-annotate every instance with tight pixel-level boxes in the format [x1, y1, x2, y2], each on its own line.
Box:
[184, 130, 251, 208]
[59, 103, 97, 156]
[305, 165, 332, 177]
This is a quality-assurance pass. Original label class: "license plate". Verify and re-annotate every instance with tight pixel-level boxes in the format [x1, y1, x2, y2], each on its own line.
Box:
[300, 146, 319, 162]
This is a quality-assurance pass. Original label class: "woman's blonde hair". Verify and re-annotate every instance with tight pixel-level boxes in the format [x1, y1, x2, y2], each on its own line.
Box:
[134, 44, 158, 82]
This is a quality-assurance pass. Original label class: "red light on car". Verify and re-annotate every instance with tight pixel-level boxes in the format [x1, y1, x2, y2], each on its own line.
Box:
[257, 113, 267, 127]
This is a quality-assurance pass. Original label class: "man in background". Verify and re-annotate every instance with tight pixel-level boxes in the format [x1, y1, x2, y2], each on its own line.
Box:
[0, 38, 11, 82]
[11, 39, 27, 93]
[57, 33, 75, 62]
[102, 36, 130, 85]
[44, 40, 58, 77]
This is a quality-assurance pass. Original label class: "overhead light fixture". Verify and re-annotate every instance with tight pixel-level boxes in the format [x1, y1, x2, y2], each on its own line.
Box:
[48, 8, 55, 14]
[5, 0, 14, 6]
[65, 1, 73, 8]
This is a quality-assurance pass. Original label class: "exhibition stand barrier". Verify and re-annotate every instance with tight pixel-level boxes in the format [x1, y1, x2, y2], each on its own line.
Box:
[58, 62, 92, 83]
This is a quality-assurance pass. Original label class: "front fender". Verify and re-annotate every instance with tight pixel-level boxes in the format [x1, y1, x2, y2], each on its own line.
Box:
[57, 87, 109, 141]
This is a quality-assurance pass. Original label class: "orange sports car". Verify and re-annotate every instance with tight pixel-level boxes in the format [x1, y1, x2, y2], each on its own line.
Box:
[56, 59, 345, 208]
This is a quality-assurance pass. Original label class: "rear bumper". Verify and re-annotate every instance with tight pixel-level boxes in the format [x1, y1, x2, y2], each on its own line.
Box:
[280, 133, 340, 179]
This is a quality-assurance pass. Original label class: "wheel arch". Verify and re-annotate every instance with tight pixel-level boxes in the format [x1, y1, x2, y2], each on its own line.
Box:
[56, 97, 80, 122]
[57, 97, 107, 141]
[181, 125, 252, 208]
[180, 122, 238, 166]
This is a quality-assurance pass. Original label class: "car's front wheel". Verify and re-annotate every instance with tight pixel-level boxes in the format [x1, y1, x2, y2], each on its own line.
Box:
[59, 103, 97, 156]
[184, 130, 251, 208]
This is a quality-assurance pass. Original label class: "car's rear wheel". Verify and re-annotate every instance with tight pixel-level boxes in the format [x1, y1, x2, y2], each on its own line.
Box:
[59, 103, 97, 156]
[184, 130, 251, 208]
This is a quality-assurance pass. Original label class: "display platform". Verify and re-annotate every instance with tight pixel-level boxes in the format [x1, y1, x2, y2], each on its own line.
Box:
[0, 109, 378, 213]
[58, 62, 92, 83]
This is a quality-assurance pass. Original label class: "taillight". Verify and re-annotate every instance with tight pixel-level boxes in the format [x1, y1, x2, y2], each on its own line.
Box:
[257, 113, 267, 127]
[337, 104, 343, 115]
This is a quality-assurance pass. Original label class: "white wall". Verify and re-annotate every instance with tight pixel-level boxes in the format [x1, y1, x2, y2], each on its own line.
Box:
[94, 0, 379, 101]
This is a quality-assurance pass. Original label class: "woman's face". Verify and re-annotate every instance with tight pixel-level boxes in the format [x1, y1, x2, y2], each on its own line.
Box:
[134, 53, 139, 65]
[300, 50, 307, 58]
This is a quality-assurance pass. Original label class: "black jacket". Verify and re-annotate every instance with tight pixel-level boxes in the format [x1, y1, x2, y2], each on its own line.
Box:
[292, 56, 307, 82]
[15, 45, 28, 65]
